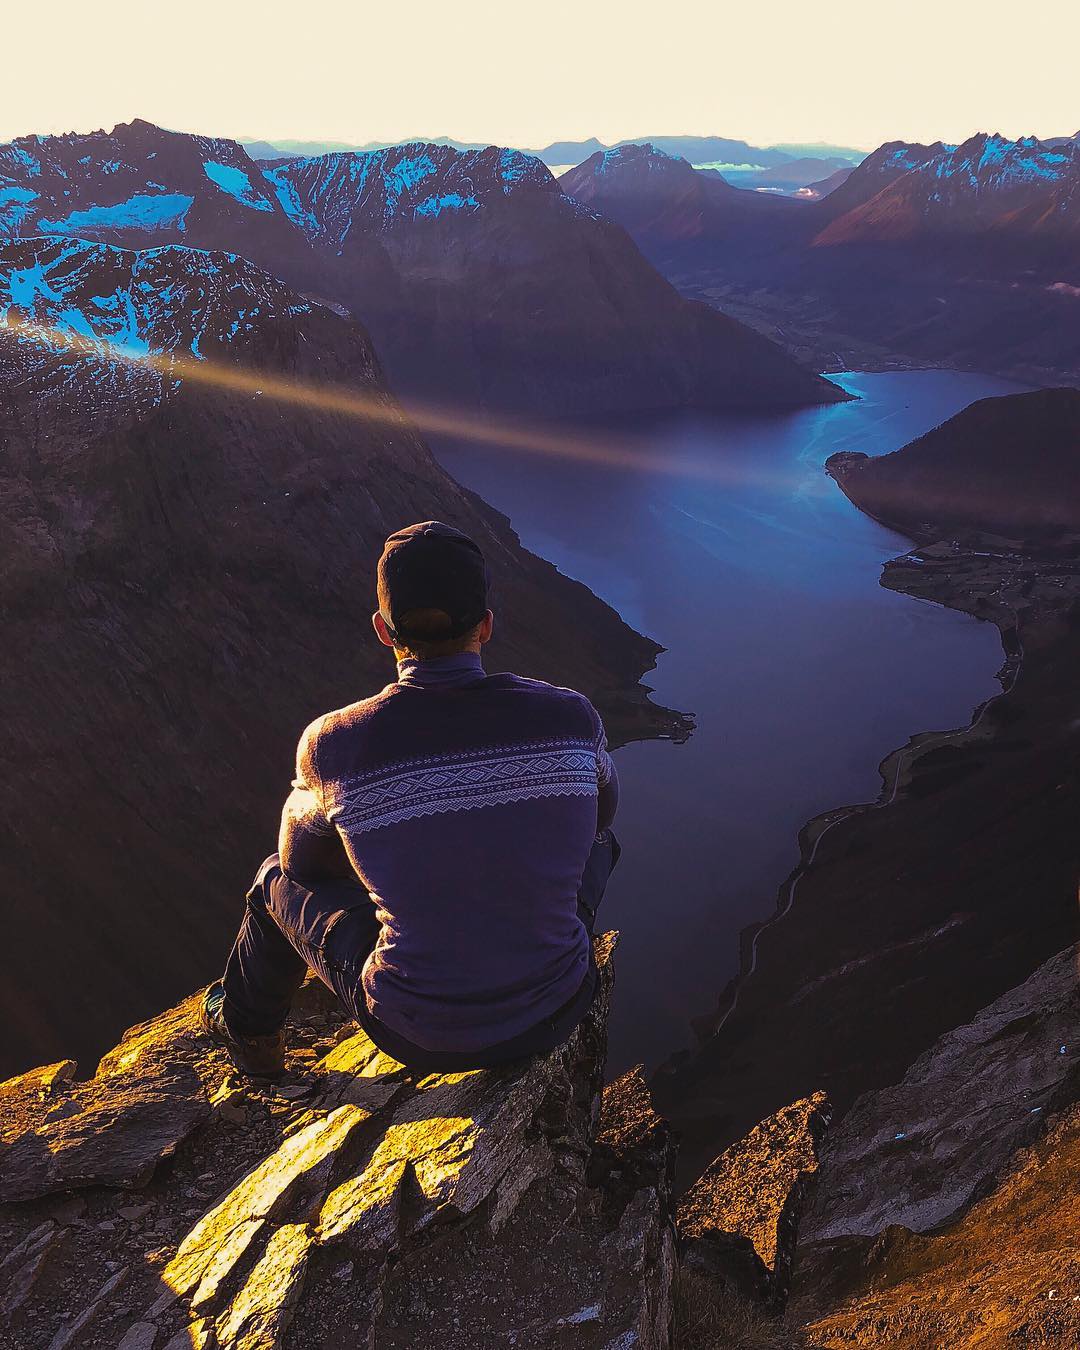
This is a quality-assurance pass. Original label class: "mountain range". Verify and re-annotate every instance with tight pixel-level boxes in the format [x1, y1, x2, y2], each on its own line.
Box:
[0, 120, 842, 414]
[241, 133, 867, 171]
[564, 133, 1080, 383]
[0, 234, 689, 1077]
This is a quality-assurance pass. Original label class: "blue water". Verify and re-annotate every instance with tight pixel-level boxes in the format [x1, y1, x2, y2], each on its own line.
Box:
[432, 370, 1030, 1073]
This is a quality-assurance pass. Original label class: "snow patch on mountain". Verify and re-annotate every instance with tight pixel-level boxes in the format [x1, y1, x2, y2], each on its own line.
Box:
[414, 191, 480, 217]
[385, 152, 438, 196]
[202, 159, 275, 211]
[595, 144, 682, 175]
[932, 134, 1075, 190]
[262, 167, 319, 233]
[0, 237, 312, 373]
[36, 192, 195, 235]
[0, 186, 39, 232]
[4, 145, 42, 178]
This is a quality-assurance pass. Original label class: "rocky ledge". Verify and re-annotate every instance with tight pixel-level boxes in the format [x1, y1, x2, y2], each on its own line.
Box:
[0, 936, 827, 1350]
[794, 943, 1079, 1348]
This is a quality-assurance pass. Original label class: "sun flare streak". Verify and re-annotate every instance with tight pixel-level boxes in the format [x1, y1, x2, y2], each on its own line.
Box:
[1, 309, 803, 489]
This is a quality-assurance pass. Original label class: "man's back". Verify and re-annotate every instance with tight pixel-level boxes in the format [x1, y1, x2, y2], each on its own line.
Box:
[299, 651, 615, 1052]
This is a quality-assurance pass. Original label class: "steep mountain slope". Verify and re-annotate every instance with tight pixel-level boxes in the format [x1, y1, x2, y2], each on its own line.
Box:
[263, 141, 845, 412]
[560, 143, 809, 262]
[0, 235, 689, 1079]
[0, 122, 844, 414]
[794, 168, 852, 201]
[562, 144, 741, 235]
[809, 140, 945, 221]
[749, 157, 851, 190]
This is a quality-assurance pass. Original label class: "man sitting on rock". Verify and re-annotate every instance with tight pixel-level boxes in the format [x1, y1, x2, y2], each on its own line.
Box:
[203, 520, 620, 1079]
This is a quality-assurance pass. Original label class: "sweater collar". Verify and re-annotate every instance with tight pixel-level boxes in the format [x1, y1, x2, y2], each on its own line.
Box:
[396, 651, 485, 688]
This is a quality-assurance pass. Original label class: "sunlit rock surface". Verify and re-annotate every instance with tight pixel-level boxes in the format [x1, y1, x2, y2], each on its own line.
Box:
[800, 1100, 1080, 1349]
[7, 928, 1068, 1346]
[676, 1092, 831, 1308]
[791, 945, 1080, 1347]
[804, 943, 1079, 1242]
[0, 934, 690, 1349]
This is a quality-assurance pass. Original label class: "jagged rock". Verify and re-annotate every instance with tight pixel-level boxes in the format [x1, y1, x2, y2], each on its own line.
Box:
[591, 1063, 676, 1202]
[802, 1102, 1080, 1348]
[213, 1222, 313, 1349]
[677, 1092, 831, 1307]
[0, 1220, 64, 1315]
[0, 1062, 76, 1118]
[0, 999, 212, 1203]
[0, 932, 687, 1350]
[117, 1324, 159, 1350]
[152, 1105, 375, 1317]
[368, 1055, 678, 1350]
[804, 943, 1079, 1241]
[45, 1265, 128, 1350]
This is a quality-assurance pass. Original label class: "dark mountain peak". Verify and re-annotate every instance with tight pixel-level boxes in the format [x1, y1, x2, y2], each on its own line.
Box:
[559, 141, 806, 258]
[563, 142, 728, 192]
[794, 167, 853, 201]
[529, 135, 608, 164]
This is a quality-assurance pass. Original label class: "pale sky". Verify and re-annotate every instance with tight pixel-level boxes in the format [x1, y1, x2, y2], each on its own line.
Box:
[3, 0, 1077, 152]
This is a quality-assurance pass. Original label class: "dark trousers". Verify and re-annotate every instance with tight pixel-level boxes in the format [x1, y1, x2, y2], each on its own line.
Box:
[220, 830, 620, 1069]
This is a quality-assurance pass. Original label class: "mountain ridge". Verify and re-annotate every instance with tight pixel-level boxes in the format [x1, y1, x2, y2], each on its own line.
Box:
[0, 120, 844, 415]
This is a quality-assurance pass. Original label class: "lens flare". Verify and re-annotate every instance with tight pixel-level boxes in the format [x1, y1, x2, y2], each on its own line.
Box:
[0, 309, 804, 488]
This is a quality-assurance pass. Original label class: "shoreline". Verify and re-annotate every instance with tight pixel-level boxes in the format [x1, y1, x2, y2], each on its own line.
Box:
[652, 473, 1080, 1183]
[681, 571, 1021, 1051]
[662, 453, 1033, 1056]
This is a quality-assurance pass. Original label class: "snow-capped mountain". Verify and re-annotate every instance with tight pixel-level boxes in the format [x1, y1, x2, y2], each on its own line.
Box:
[0, 121, 312, 271]
[264, 143, 557, 247]
[0, 235, 312, 362]
[815, 133, 1080, 246]
[0, 236, 323, 431]
[0, 234, 683, 1071]
[271, 141, 839, 411]
[0, 120, 844, 414]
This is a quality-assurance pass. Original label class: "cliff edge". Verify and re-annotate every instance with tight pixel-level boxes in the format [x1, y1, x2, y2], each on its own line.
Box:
[0, 938, 828, 1350]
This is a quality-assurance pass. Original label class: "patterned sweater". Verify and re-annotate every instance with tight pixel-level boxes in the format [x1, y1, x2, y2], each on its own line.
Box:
[293, 652, 617, 1052]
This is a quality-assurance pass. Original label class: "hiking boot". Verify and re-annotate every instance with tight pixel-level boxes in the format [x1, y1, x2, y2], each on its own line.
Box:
[200, 982, 286, 1080]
